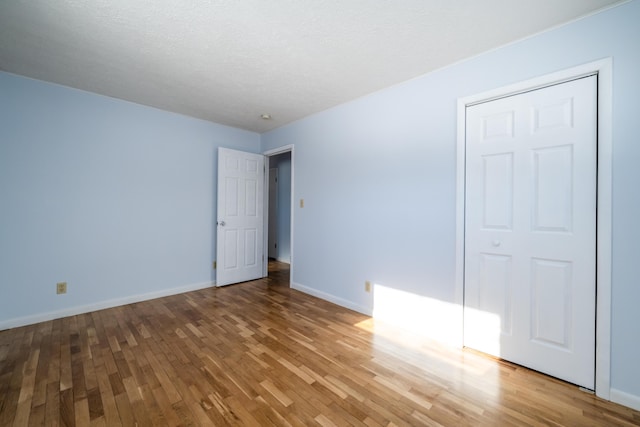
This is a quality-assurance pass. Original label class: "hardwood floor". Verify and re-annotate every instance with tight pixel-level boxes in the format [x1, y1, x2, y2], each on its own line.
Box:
[1, 261, 639, 426]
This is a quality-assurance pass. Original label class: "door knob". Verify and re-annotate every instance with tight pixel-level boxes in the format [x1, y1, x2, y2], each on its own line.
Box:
[492, 240, 501, 247]
[218, 220, 226, 226]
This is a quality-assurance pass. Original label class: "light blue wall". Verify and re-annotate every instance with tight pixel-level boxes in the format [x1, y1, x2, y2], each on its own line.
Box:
[0, 72, 260, 326]
[262, 1, 640, 399]
[269, 152, 292, 263]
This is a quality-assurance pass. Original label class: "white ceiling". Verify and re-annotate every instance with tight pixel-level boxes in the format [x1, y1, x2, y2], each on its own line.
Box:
[0, 0, 624, 133]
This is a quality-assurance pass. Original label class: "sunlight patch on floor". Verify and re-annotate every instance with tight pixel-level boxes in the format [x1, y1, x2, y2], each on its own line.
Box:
[354, 283, 503, 395]
[368, 283, 463, 347]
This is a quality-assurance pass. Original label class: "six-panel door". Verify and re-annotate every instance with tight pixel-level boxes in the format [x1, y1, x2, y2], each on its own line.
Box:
[216, 148, 265, 287]
[464, 76, 597, 389]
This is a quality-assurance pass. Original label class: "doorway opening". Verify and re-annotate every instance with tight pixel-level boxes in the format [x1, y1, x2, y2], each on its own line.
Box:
[264, 146, 294, 287]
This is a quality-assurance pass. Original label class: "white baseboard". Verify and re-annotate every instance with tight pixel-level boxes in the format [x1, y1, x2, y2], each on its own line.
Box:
[291, 282, 372, 316]
[290, 281, 463, 348]
[610, 388, 640, 411]
[276, 257, 291, 264]
[0, 281, 215, 331]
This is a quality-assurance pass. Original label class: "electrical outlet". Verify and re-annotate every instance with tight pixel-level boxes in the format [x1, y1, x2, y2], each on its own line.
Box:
[365, 281, 371, 293]
[56, 282, 67, 294]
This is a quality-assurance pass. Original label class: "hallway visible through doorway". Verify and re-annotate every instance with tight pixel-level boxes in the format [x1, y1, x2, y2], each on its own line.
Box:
[267, 259, 290, 288]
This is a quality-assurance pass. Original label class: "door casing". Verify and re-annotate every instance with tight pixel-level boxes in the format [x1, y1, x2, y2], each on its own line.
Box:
[455, 58, 613, 399]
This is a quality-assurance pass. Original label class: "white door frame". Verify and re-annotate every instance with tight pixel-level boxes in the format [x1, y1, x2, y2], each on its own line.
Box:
[263, 144, 295, 286]
[455, 58, 613, 399]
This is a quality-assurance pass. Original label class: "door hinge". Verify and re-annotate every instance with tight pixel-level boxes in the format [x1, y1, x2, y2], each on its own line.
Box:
[213, 261, 217, 270]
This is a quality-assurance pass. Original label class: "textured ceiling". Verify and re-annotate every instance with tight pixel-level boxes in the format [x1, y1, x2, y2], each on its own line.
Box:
[0, 0, 625, 133]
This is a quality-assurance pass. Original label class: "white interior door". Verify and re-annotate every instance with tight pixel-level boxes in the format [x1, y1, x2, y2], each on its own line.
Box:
[463, 76, 597, 389]
[216, 148, 265, 287]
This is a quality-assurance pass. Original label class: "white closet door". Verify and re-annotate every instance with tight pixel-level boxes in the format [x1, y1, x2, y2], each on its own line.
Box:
[464, 76, 597, 389]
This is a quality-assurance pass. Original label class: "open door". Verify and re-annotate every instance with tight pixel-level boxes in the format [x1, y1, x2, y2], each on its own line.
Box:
[216, 148, 265, 286]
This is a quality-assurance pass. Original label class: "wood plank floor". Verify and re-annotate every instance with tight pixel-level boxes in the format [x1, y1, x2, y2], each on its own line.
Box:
[1, 261, 639, 426]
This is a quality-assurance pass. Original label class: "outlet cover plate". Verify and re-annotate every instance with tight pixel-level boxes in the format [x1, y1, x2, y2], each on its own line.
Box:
[56, 282, 67, 294]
